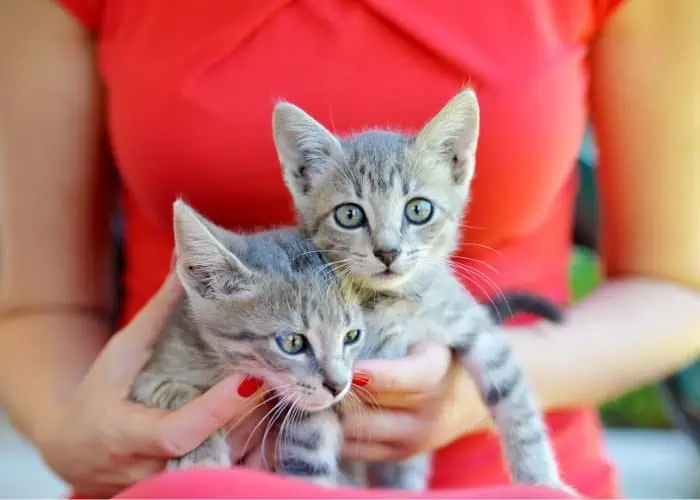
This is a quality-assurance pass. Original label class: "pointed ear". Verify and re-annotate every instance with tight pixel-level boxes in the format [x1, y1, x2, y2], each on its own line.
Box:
[172, 200, 254, 300]
[272, 101, 344, 198]
[414, 89, 480, 185]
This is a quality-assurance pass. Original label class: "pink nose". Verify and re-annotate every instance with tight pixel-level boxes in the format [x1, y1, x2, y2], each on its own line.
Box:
[323, 381, 345, 397]
[373, 248, 400, 266]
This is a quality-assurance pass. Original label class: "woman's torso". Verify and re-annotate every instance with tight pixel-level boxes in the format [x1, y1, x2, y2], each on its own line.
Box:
[58, 0, 622, 496]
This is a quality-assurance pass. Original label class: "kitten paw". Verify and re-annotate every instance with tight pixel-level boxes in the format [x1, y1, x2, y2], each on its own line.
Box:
[549, 482, 580, 498]
[305, 476, 338, 488]
[394, 478, 428, 491]
[167, 454, 231, 470]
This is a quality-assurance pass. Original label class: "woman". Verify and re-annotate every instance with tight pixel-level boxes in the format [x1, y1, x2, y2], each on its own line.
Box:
[1, 0, 700, 498]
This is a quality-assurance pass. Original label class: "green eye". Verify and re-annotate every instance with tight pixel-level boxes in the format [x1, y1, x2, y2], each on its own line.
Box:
[275, 332, 307, 355]
[405, 198, 434, 225]
[343, 329, 362, 345]
[333, 203, 366, 229]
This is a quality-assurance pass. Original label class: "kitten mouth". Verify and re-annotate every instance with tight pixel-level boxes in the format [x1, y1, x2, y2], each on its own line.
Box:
[374, 269, 401, 279]
[376, 269, 397, 276]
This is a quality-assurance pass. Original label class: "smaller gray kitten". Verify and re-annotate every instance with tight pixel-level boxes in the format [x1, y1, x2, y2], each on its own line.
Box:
[273, 90, 573, 493]
[130, 200, 365, 485]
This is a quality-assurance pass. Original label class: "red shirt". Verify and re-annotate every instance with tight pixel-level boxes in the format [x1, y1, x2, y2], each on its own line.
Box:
[57, 0, 624, 496]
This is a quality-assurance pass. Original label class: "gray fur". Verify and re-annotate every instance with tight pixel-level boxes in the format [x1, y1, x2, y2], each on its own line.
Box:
[130, 200, 366, 485]
[273, 90, 570, 491]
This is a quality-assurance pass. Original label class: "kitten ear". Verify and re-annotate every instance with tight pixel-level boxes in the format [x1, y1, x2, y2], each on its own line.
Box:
[172, 199, 254, 300]
[272, 101, 344, 198]
[414, 89, 480, 185]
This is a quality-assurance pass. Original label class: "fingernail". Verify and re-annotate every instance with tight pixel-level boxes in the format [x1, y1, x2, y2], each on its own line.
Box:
[352, 372, 370, 387]
[237, 376, 263, 398]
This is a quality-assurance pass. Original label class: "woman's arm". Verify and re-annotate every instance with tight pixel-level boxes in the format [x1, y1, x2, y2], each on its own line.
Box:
[0, 0, 111, 441]
[518, 0, 700, 410]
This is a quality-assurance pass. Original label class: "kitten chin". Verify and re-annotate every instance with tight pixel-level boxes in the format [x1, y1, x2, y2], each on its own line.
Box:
[353, 269, 411, 291]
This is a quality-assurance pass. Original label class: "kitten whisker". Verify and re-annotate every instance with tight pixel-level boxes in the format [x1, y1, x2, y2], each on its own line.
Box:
[450, 255, 500, 276]
[274, 394, 299, 463]
[448, 263, 506, 322]
[351, 384, 382, 414]
[225, 391, 278, 436]
[240, 393, 290, 462]
[448, 261, 511, 321]
[456, 222, 488, 231]
[314, 258, 353, 280]
[345, 391, 374, 445]
[456, 241, 503, 256]
[260, 392, 294, 472]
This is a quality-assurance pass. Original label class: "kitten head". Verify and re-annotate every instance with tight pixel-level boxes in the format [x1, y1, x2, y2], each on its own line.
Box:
[272, 89, 480, 292]
[172, 200, 365, 412]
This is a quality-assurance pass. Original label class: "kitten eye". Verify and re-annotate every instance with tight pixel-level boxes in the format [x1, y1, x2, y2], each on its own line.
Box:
[343, 329, 362, 345]
[333, 203, 366, 229]
[404, 198, 434, 225]
[275, 332, 307, 355]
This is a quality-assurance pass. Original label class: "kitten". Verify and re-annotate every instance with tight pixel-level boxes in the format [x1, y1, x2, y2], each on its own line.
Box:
[272, 90, 570, 491]
[130, 200, 366, 486]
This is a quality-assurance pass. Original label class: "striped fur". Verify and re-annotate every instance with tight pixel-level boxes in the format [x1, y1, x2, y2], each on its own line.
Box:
[130, 200, 365, 484]
[274, 90, 570, 491]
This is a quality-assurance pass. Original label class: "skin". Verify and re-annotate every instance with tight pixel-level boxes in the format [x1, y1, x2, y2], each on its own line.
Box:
[1, 0, 700, 492]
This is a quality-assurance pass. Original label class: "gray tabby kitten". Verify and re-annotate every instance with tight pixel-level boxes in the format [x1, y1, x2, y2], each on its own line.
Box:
[131, 200, 366, 485]
[272, 89, 570, 492]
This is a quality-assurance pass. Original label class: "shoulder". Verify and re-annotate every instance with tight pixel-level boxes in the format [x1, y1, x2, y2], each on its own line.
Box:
[592, 0, 627, 27]
[53, 0, 104, 34]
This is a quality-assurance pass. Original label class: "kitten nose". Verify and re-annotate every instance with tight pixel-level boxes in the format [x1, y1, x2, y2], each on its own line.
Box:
[323, 380, 346, 397]
[373, 248, 400, 267]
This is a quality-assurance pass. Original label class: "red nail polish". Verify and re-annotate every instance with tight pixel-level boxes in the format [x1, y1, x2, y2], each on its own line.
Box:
[352, 372, 370, 387]
[237, 376, 263, 398]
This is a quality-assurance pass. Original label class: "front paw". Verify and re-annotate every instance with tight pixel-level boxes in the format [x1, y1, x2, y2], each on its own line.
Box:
[547, 482, 580, 498]
[166, 446, 232, 470]
[305, 475, 339, 488]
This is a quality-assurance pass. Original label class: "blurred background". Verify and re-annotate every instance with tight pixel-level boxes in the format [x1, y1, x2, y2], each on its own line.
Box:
[1, 131, 700, 497]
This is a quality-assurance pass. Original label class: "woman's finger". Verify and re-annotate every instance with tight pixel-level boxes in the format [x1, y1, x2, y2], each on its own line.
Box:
[342, 408, 423, 444]
[239, 441, 274, 472]
[351, 388, 428, 409]
[225, 397, 276, 464]
[72, 459, 166, 499]
[353, 340, 451, 393]
[341, 440, 401, 462]
[101, 458, 167, 488]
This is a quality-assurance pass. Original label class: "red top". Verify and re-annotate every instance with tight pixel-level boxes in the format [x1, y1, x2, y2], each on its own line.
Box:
[57, 0, 623, 496]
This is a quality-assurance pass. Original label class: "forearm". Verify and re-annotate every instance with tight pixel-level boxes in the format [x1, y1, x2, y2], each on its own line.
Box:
[510, 276, 700, 411]
[0, 313, 110, 442]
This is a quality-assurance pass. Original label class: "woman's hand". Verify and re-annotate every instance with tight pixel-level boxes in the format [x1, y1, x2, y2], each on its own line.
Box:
[342, 341, 489, 462]
[35, 274, 266, 498]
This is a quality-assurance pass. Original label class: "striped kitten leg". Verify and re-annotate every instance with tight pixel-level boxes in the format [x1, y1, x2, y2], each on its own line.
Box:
[275, 407, 343, 487]
[131, 376, 231, 469]
[452, 307, 562, 486]
[366, 453, 432, 491]
[359, 336, 433, 490]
